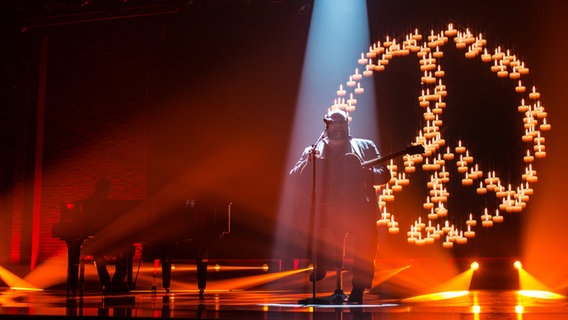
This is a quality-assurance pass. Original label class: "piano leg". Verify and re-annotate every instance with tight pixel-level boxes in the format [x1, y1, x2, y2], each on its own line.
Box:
[65, 239, 83, 296]
[196, 247, 208, 298]
[160, 255, 172, 292]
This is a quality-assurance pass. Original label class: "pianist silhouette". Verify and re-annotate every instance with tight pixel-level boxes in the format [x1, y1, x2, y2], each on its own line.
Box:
[82, 178, 131, 293]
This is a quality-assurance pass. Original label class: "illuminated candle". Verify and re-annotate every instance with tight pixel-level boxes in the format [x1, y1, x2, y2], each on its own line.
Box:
[336, 84, 346, 96]
[425, 220, 436, 233]
[347, 93, 357, 106]
[428, 208, 438, 220]
[425, 234, 435, 245]
[442, 220, 452, 233]
[398, 172, 410, 186]
[540, 118, 551, 131]
[515, 80, 526, 93]
[455, 140, 466, 153]
[466, 213, 477, 226]
[518, 98, 529, 113]
[529, 86, 540, 100]
[375, 60, 385, 71]
[346, 76, 356, 88]
[462, 172, 473, 186]
[433, 46, 443, 58]
[358, 52, 368, 65]
[442, 235, 453, 248]
[412, 28, 423, 40]
[481, 209, 493, 227]
[445, 23, 457, 37]
[354, 82, 364, 94]
[388, 215, 399, 233]
[352, 68, 362, 81]
[435, 65, 445, 77]
[509, 66, 520, 79]
[497, 65, 508, 78]
[392, 180, 402, 192]
[476, 181, 487, 194]
[492, 209, 504, 223]
[522, 128, 533, 142]
[490, 60, 501, 72]
[464, 225, 475, 238]
[481, 48, 492, 62]
[456, 231, 468, 245]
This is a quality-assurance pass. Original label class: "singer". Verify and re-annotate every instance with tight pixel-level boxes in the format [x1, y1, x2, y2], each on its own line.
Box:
[290, 109, 391, 303]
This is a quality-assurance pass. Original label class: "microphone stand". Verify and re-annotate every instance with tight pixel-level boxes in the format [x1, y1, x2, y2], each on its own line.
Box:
[299, 130, 331, 305]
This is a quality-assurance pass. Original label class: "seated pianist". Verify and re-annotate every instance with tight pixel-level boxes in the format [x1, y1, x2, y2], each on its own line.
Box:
[54, 179, 231, 296]
[53, 178, 139, 294]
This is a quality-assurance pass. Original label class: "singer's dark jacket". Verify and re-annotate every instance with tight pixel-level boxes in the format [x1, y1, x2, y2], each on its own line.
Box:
[289, 136, 391, 289]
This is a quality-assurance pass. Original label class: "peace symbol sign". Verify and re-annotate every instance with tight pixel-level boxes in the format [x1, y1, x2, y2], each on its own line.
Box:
[328, 23, 550, 248]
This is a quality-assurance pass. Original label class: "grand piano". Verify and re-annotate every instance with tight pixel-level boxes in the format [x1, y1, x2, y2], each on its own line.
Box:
[52, 198, 231, 296]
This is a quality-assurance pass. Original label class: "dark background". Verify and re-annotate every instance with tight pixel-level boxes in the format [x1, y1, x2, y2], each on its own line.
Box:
[1, 0, 566, 285]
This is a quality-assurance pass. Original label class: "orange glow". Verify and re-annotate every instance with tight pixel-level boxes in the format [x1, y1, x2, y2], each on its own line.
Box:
[0, 265, 41, 291]
[205, 267, 311, 290]
[518, 290, 565, 300]
[23, 250, 68, 289]
[517, 266, 554, 292]
[403, 290, 469, 303]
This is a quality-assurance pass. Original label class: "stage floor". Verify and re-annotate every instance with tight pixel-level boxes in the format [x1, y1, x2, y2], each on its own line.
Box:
[1, 288, 567, 319]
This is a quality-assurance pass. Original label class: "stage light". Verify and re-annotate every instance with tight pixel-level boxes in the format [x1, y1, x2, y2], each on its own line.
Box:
[470, 262, 479, 271]
[472, 305, 481, 314]
[514, 261, 522, 270]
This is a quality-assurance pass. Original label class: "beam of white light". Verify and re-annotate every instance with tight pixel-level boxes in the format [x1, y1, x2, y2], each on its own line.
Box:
[273, 0, 376, 279]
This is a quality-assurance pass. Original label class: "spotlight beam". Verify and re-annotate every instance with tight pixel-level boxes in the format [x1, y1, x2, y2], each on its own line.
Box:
[0, 266, 41, 291]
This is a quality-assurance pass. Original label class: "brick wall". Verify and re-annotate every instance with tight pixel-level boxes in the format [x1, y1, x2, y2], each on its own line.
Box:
[10, 23, 151, 265]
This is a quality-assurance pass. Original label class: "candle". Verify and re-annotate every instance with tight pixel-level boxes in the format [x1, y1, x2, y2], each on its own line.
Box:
[388, 216, 399, 233]
[346, 76, 356, 87]
[442, 220, 452, 233]
[456, 231, 468, 244]
[354, 82, 364, 94]
[428, 208, 438, 220]
[464, 225, 476, 238]
[392, 180, 402, 192]
[442, 236, 453, 248]
[481, 209, 493, 227]
[529, 86, 540, 100]
[497, 65, 508, 78]
[455, 140, 466, 153]
[476, 181, 487, 194]
[539, 118, 551, 131]
[363, 63, 374, 77]
[481, 48, 492, 62]
[445, 23, 457, 37]
[358, 52, 368, 65]
[492, 209, 504, 223]
[466, 213, 477, 226]
[435, 65, 445, 77]
[515, 80, 526, 93]
[352, 68, 362, 81]
[462, 172, 473, 186]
